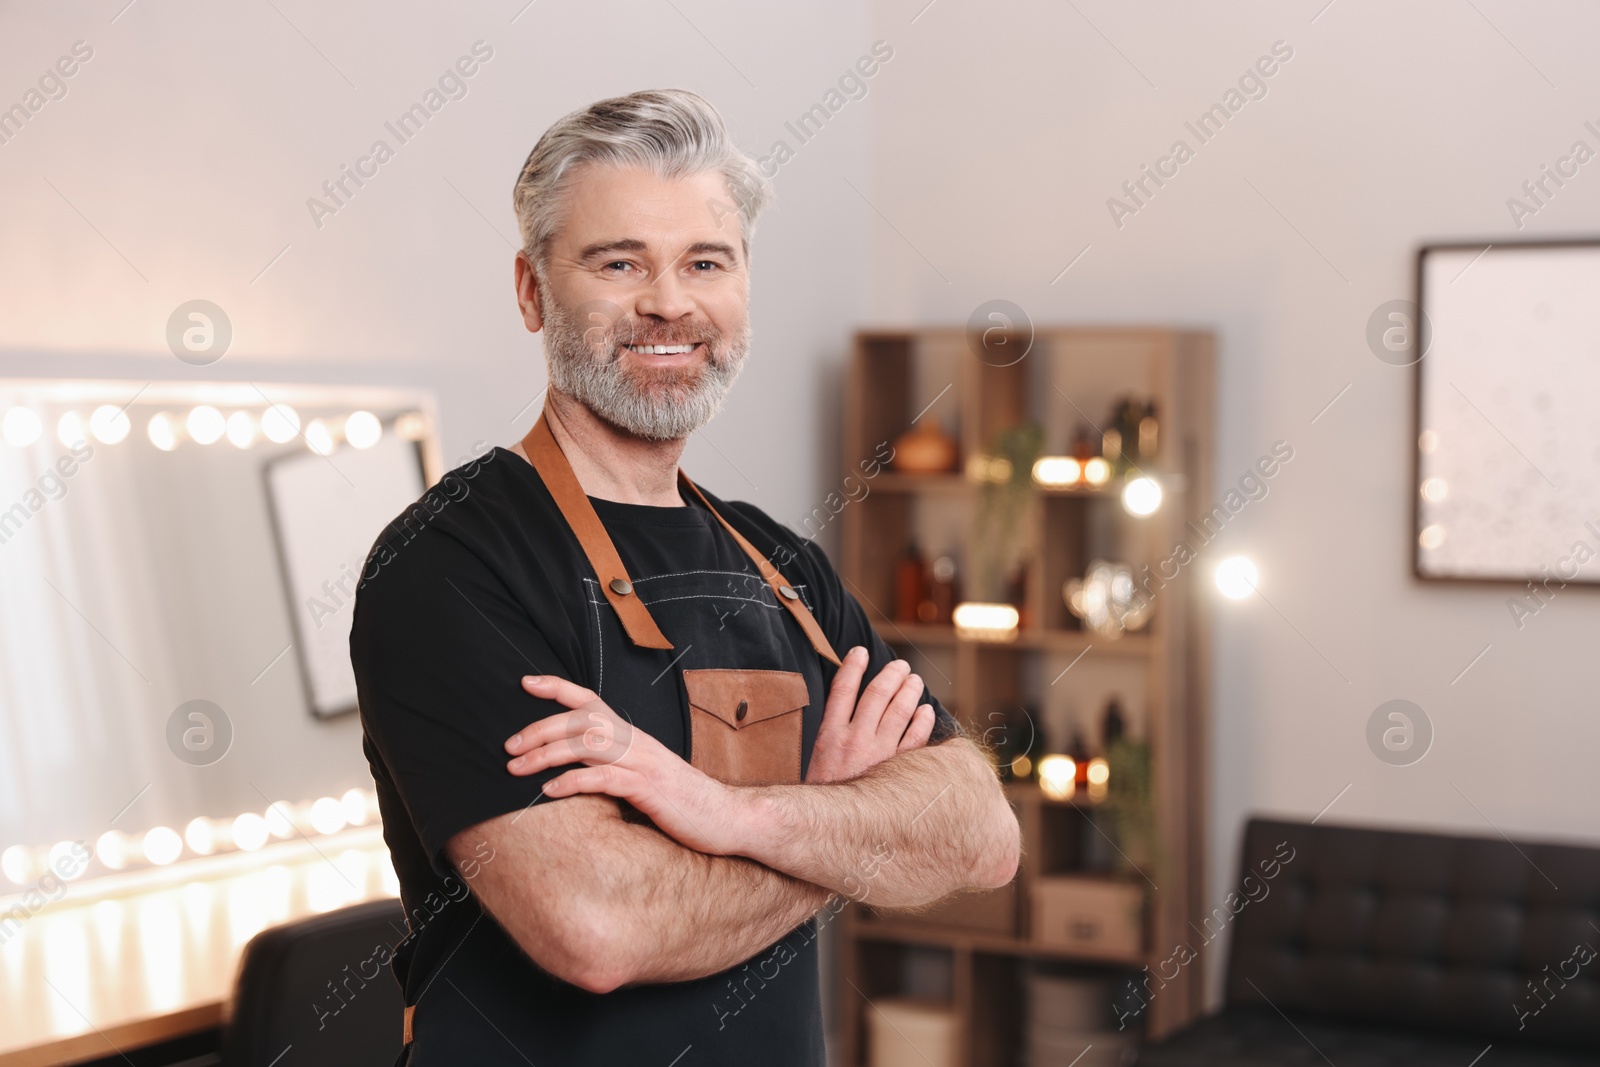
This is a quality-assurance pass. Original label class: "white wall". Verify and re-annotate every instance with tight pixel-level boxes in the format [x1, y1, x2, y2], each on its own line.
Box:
[864, 0, 1600, 1003]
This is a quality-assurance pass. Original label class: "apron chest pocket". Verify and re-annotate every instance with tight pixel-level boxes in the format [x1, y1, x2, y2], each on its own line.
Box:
[682, 668, 808, 786]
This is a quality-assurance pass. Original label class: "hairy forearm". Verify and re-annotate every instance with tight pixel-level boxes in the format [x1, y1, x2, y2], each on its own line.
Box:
[735, 738, 1020, 908]
[465, 797, 828, 993]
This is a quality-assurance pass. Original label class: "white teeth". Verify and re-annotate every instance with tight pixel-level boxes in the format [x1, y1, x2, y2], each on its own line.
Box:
[627, 344, 696, 354]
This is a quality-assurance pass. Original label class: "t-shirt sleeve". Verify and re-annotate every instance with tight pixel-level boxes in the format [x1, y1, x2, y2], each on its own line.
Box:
[350, 528, 585, 878]
[790, 535, 967, 745]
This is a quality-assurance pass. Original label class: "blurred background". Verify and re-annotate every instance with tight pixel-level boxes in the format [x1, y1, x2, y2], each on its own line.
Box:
[2, 1, 1598, 1065]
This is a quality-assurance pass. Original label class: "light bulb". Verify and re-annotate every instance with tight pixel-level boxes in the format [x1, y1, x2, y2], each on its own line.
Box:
[305, 418, 336, 456]
[225, 410, 257, 449]
[148, 412, 180, 451]
[184, 817, 216, 856]
[261, 404, 300, 444]
[1121, 476, 1162, 516]
[96, 830, 128, 870]
[1037, 755, 1077, 801]
[187, 405, 225, 445]
[1083, 456, 1111, 486]
[265, 803, 296, 839]
[231, 812, 269, 852]
[57, 411, 87, 447]
[2, 407, 42, 447]
[341, 788, 371, 826]
[1, 844, 34, 884]
[344, 411, 381, 450]
[143, 826, 183, 866]
[1215, 556, 1259, 600]
[1032, 456, 1081, 487]
[309, 797, 346, 836]
[48, 841, 88, 881]
[90, 404, 131, 444]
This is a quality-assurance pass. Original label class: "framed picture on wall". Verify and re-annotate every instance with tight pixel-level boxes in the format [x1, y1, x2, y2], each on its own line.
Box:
[1414, 239, 1600, 586]
[264, 423, 427, 718]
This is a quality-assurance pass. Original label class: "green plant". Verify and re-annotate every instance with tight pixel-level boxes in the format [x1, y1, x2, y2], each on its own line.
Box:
[970, 421, 1042, 601]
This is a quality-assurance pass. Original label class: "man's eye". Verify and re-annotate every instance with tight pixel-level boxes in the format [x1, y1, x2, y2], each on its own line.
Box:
[602, 261, 635, 273]
[690, 260, 720, 272]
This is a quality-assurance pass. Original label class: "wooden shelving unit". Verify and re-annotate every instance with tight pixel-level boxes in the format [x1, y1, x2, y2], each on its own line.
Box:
[835, 326, 1214, 1066]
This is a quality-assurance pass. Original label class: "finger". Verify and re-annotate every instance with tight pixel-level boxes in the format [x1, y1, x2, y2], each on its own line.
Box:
[541, 763, 639, 802]
[818, 646, 870, 739]
[897, 704, 936, 752]
[521, 674, 599, 709]
[505, 700, 616, 754]
[853, 659, 910, 734]
[876, 672, 923, 740]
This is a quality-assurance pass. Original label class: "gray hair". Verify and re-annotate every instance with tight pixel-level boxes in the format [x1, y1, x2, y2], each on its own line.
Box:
[512, 89, 772, 270]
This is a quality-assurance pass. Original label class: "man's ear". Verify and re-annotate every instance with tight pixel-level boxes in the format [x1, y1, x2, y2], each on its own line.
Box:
[513, 251, 544, 333]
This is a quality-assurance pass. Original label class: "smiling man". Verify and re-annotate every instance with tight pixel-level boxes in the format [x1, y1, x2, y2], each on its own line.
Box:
[351, 89, 1020, 1065]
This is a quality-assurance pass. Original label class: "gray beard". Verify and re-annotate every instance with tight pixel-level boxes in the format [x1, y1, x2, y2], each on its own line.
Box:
[540, 285, 750, 442]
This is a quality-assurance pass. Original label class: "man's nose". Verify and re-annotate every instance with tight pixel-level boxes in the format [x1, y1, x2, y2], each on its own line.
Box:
[632, 266, 697, 322]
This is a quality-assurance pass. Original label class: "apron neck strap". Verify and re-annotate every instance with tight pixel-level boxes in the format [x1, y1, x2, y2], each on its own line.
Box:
[521, 407, 842, 667]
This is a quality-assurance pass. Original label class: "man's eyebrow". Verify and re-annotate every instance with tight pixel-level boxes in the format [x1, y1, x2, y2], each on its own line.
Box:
[574, 238, 649, 264]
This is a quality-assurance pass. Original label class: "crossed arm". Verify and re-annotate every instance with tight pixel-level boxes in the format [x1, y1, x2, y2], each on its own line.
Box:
[447, 647, 1021, 992]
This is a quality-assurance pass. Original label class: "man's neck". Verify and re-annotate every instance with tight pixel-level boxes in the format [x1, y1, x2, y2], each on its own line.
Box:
[514, 391, 688, 506]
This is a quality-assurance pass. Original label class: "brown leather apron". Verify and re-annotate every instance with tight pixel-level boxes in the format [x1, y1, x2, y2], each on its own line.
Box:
[401, 403, 841, 1049]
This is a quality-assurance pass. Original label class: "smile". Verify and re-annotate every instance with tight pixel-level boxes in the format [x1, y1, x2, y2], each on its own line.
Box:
[624, 343, 701, 355]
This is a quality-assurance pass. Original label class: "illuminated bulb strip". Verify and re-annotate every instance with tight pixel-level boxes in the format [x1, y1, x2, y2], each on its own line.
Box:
[1032, 456, 1081, 487]
[0, 789, 383, 890]
[1037, 755, 1077, 800]
[952, 602, 1020, 642]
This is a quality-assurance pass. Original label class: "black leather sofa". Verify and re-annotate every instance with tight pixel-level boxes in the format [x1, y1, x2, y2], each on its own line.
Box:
[1135, 817, 1600, 1066]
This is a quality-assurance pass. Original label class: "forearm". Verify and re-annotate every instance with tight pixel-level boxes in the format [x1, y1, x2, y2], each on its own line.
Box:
[471, 796, 829, 992]
[599, 810, 832, 988]
[735, 738, 1020, 908]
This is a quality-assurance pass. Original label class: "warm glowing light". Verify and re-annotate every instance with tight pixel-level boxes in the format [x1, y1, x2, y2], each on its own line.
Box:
[1086, 757, 1110, 786]
[143, 826, 183, 866]
[1083, 457, 1111, 486]
[1419, 524, 1447, 550]
[232, 813, 269, 852]
[3, 407, 42, 447]
[1032, 456, 1082, 487]
[96, 831, 128, 870]
[1121, 476, 1162, 516]
[341, 788, 371, 827]
[1418, 430, 1438, 454]
[57, 411, 87, 447]
[184, 817, 216, 856]
[2, 844, 33, 884]
[952, 601, 1020, 641]
[265, 803, 296, 839]
[148, 412, 180, 451]
[395, 411, 427, 441]
[186, 405, 225, 445]
[225, 410, 257, 449]
[1215, 556, 1259, 600]
[261, 404, 301, 444]
[1037, 755, 1077, 801]
[305, 418, 336, 456]
[1011, 755, 1032, 779]
[1420, 477, 1448, 502]
[309, 797, 346, 836]
[90, 404, 131, 444]
[47, 841, 87, 881]
[344, 411, 381, 450]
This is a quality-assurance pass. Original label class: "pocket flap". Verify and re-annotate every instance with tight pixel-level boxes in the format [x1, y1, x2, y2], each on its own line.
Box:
[682, 668, 809, 730]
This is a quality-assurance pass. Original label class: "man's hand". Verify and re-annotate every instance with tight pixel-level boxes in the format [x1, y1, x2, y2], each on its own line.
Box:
[807, 645, 936, 783]
[505, 675, 748, 854]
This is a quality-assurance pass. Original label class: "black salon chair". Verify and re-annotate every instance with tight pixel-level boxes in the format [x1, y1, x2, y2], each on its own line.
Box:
[221, 897, 407, 1067]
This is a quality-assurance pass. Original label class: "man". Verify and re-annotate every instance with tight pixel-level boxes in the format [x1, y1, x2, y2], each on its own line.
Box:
[351, 88, 1020, 1065]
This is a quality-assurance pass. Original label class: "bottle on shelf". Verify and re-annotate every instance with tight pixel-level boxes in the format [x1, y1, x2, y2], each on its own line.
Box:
[894, 539, 927, 623]
[919, 553, 959, 624]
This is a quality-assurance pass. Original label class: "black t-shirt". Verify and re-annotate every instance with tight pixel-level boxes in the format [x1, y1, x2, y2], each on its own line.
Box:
[350, 444, 961, 1065]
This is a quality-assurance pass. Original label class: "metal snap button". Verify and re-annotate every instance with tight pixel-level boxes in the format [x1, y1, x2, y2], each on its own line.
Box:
[609, 578, 633, 595]
[778, 585, 799, 601]
[736, 699, 748, 722]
